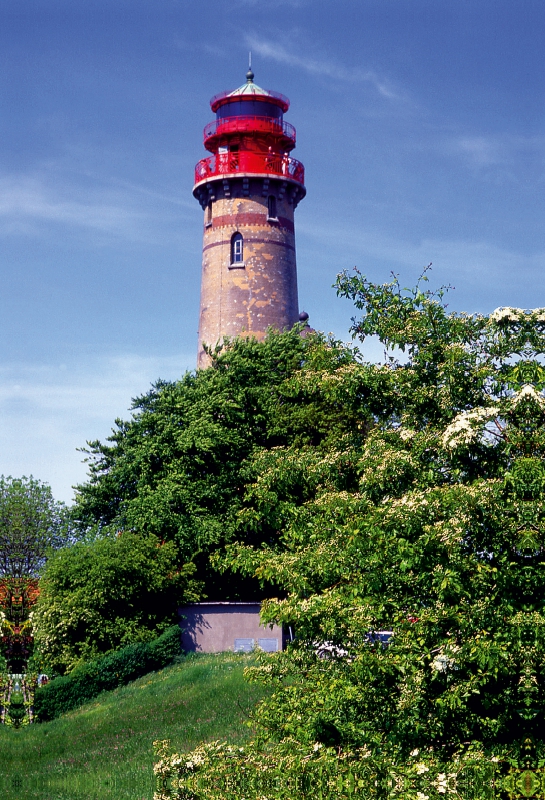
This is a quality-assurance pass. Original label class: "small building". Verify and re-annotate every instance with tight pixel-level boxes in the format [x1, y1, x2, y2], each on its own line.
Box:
[179, 602, 284, 654]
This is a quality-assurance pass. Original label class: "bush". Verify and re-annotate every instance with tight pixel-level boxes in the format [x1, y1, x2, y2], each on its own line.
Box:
[32, 531, 198, 673]
[33, 625, 181, 721]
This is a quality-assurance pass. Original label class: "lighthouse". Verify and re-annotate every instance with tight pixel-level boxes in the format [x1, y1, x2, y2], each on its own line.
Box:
[193, 67, 306, 367]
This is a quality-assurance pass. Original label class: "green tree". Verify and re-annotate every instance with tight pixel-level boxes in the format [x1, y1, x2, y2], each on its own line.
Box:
[71, 329, 375, 599]
[32, 532, 198, 673]
[215, 275, 545, 758]
[0, 476, 71, 579]
[0, 476, 71, 673]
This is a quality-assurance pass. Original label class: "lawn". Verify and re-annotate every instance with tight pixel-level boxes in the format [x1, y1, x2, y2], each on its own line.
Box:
[0, 652, 269, 800]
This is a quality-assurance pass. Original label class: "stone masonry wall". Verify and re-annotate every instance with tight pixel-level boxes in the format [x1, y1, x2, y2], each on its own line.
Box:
[197, 177, 299, 368]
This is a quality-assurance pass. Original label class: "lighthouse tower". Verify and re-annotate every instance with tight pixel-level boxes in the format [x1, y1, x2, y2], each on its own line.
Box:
[193, 67, 306, 367]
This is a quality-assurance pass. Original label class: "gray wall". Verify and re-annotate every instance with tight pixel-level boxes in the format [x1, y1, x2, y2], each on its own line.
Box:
[179, 602, 284, 653]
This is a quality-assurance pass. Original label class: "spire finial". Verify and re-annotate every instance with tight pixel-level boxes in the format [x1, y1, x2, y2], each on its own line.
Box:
[246, 52, 254, 83]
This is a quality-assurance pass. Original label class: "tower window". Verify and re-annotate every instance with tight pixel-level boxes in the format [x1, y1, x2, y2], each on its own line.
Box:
[231, 232, 244, 265]
[205, 203, 212, 227]
[267, 195, 277, 220]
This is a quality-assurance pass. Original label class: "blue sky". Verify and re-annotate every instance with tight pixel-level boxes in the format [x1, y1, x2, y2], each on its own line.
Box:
[2, 0, 545, 502]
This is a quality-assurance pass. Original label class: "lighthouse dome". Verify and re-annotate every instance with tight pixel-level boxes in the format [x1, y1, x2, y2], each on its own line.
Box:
[210, 70, 290, 118]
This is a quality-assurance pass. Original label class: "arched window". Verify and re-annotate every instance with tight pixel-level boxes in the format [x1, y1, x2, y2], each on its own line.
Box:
[231, 232, 243, 264]
[267, 195, 277, 220]
[205, 202, 212, 226]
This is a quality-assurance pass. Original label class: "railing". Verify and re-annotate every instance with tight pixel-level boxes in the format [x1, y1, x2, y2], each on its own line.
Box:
[203, 116, 296, 146]
[194, 151, 305, 186]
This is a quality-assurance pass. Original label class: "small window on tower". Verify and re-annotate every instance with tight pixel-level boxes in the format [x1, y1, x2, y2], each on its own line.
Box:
[231, 232, 244, 265]
[205, 203, 212, 227]
[267, 195, 277, 221]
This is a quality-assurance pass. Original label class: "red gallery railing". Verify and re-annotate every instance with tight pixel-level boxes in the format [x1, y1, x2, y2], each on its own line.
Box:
[194, 151, 305, 186]
[203, 116, 296, 147]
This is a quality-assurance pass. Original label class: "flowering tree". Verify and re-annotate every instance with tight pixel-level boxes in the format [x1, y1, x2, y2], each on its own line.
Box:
[211, 276, 545, 761]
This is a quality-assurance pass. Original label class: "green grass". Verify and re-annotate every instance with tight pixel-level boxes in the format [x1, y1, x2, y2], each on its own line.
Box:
[0, 652, 269, 799]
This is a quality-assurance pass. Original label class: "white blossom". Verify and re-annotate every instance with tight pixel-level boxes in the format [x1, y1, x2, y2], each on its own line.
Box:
[442, 407, 499, 450]
[489, 307, 524, 323]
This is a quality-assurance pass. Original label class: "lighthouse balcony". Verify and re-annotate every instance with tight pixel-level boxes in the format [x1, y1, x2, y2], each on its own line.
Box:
[194, 151, 305, 187]
[203, 116, 296, 151]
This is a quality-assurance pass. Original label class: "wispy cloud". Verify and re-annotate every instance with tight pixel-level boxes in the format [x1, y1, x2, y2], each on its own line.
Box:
[0, 176, 143, 235]
[298, 220, 545, 308]
[454, 136, 506, 167]
[0, 352, 194, 503]
[444, 133, 545, 170]
[0, 173, 190, 242]
[246, 34, 403, 101]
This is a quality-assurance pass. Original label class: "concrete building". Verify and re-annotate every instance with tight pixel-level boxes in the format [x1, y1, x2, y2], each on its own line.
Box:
[179, 602, 284, 654]
[193, 67, 306, 368]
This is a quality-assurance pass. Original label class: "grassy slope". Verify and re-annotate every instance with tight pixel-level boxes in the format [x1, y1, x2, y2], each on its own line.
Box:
[0, 652, 269, 799]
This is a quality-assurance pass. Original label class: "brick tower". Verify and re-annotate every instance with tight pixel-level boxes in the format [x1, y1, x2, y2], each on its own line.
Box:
[193, 67, 306, 367]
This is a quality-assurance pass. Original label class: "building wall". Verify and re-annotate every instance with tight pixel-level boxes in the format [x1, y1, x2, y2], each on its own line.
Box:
[179, 602, 284, 653]
[197, 177, 299, 368]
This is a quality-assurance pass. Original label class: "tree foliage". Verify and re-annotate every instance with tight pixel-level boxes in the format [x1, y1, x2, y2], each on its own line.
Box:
[0, 476, 71, 579]
[0, 476, 71, 673]
[32, 532, 198, 673]
[211, 273, 545, 758]
[70, 329, 376, 599]
[63, 273, 545, 760]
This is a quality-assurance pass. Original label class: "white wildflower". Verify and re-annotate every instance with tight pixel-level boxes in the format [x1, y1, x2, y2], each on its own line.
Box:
[442, 407, 499, 449]
[489, 307, 524, 323]
[432, 645, 459, 672]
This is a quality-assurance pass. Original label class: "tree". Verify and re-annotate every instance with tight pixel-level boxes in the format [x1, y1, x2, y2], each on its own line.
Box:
[0, 476, 71, 673]
[70, 329, 375, 600]
[32, 532, 199, 673]
[214, 274, 545, 758]
[0, 476, 71, 579]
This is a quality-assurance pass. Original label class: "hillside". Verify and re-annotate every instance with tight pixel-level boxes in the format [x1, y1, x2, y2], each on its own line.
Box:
[0, 652, 269, 800]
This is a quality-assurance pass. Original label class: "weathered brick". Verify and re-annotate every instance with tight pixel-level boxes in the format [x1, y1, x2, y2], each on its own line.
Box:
[197, 181, 299, 368]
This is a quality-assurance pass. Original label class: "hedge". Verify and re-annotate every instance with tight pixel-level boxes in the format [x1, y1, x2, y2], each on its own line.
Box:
[33, 625, 181, 721]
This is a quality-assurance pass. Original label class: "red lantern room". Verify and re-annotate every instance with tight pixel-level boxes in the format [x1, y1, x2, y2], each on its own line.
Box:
[193, 67, 306, 367]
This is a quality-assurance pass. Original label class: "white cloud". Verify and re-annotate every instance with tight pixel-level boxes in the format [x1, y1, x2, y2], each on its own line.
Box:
[298, 220, 545, 303]
[0, 352, 194, 504]
[0, 176, 143, 235]
[0, 172, 191, 242]
[245, 34, 403, 101]
[444, 133, 545, 170]
[454, 136, 506, 167]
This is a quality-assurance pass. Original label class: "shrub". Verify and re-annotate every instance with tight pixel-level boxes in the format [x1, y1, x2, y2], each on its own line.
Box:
[32, 531, 198, 673]
[33, 625, 181, 721]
